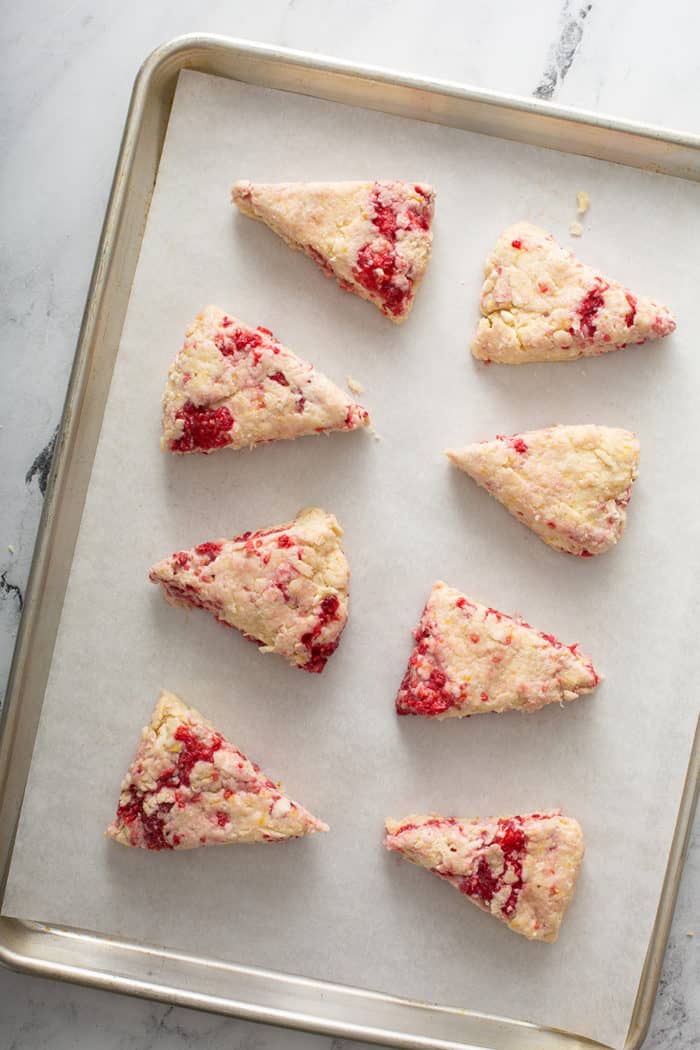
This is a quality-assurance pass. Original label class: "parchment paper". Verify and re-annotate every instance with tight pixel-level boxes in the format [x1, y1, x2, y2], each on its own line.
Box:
[4, 70, 699, 1049]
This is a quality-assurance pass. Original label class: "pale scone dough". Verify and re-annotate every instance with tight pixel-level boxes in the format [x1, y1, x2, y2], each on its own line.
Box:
[396, 581, 600, 718]
[232, 180, 435, 322]
[149, 507, 349, 672]
[472, 222, 675, 362]
[107, 691, 328, 850]
[385, 810, 584, 942]
[447, 424, 640, 556]
[162, 305, 369, 453]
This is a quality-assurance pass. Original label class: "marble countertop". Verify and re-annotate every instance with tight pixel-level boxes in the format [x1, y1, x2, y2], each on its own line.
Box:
[1, 2, 697, 1048]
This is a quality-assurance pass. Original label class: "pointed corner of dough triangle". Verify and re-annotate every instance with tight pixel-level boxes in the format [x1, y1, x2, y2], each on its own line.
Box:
[448, 424, 639, 556]
[231, 180, 435, 321]
[472, 220, 675, 363]
[148, 507, 349, 672]
[107, 692, 328, 849]
[384, 810, 584, 941]
[161, 306, 370, 454]
[444, 446, 479, 474]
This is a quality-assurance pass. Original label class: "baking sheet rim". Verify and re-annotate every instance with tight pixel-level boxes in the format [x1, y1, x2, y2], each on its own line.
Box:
[0, 34, 698, 1050]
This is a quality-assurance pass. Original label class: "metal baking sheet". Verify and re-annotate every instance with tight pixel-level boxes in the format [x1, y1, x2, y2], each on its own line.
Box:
[1, 35, 698, 1050]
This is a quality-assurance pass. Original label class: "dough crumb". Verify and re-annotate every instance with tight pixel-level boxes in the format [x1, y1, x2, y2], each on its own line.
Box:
[367, 420, 381, 441]
[346, 375, 365, 395]
[7, 544, 14, 555]
[687, 930, 695, 938]
[576, 191, 590, 215]
[569, 221, 583, 237]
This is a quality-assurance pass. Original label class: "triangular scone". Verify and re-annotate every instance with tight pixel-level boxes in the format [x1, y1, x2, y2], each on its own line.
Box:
[472, 222, 676, 362]
[385, 811, 584, 942]
[232, 180, 435, 322]
[162, 306, 370, 453]
[396, 581, 600, 718]
[446, 425, 640, 556]
[107, 691, 328, 850]
[149, 507, 349, 673]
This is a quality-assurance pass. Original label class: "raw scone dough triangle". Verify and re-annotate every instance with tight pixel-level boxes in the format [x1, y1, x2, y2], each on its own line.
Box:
[396, 581, 600, 718]
[162, 305, 370, 453]
[107, 691, 328, 849]
[385, 810, 584, 942]
[149, 507, 349, 673]
[232, 180, 435, 322]
[472, 222, 676, 362]
[447, 424, 640, 556]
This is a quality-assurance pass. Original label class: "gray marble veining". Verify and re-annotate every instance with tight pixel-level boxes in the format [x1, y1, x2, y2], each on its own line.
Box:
[1, 1, 697, 1048]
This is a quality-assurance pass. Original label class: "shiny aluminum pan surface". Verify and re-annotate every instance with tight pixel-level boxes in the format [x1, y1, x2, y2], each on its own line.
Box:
[0, 34, 698, 1050]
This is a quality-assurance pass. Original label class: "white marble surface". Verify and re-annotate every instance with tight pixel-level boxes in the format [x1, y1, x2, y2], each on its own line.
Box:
[0, 2, 697, 1048]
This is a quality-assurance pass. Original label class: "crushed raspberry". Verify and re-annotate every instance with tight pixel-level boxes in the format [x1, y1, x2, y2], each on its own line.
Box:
[511, 239, 522, 249]
[470, 633, 480, 644]
[268, 371, 289, 387]
[393, 822, 418, 835]
[220, 316, 233, 328]
[159, 724, 224, 788]
[396, 613, 456, 717]
[624, 292, 637, 328]
[480, 691, 489, 703]
[233, 328, 263, 351]
[538, 282, 549, 293]
[257, 326, 274, 337]
[428, 668, 447, 690]
[173, 551, 191, 570]
[392, 816, 459, 839]
[135, 800, 172, 850]
[295, 394, 306, 414]
[320, 595, 339, 617]
[114, 725, 225, 850]
[353, 242, 411, 317]
[300, 594, 342, 673]
[579, 550, 594, 558]
[216, 811, 228, 827]
[498, 434, 528, 455]
[194, 542, 222, 565]
[459, 819, 527, 918]
[576, 281, 607, 339]
[370, 184, 431, 240]
[277, 534, 293, 548]
[214, 327, 264, 360]
[271, 562, 298, 601]
[371, 192, 399, 239]
[171, 403, 234, 453]
[233, 525, 285, 544]
[653, 313, 675, 336]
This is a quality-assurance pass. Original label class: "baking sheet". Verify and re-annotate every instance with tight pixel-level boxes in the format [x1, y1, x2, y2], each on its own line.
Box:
[3, 69, 699, 1050]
